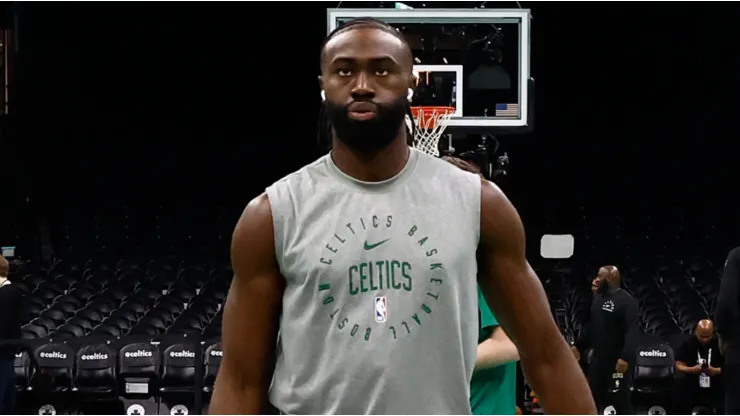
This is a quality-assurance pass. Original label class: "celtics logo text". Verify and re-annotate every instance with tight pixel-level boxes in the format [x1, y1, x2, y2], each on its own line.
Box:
[316, 214, 447, 342]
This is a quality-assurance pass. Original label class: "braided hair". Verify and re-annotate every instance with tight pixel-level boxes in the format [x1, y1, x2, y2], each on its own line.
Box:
[317, 17, 417, 151]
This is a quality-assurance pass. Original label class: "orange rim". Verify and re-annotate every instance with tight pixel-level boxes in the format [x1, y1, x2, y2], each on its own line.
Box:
[411, 106, 455, 129]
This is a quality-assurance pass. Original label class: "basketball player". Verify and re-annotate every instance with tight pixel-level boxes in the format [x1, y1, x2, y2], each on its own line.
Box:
[442, 155, 519, 415]
[210, 18, 595, 415]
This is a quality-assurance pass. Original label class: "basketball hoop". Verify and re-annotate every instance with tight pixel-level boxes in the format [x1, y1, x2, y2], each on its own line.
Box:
[411, 106, 455, 157]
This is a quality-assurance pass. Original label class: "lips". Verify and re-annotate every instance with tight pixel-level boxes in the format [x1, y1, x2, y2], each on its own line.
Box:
[347, 102, 377, 121]
[348, 102, 377, 113]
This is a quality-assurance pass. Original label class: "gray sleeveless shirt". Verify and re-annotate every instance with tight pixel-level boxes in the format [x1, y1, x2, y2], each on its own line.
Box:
[266, 148, 481, 415]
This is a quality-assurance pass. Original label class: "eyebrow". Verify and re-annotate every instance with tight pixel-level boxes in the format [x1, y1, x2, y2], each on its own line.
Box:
[330, 55, 401, 66]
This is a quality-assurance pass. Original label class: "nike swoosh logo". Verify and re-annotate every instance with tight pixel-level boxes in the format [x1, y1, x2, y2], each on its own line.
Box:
[364, 238, 391, 251]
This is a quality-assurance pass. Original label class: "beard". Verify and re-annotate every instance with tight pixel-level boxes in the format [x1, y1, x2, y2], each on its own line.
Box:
[326, 96, 409, 153]
[597, 280, 610, 294]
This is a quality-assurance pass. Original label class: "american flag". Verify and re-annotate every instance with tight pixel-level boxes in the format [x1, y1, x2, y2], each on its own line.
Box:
[495, 103, 519, 117]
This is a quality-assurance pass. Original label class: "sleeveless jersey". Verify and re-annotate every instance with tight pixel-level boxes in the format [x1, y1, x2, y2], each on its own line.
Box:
[266, 148, 481, 415]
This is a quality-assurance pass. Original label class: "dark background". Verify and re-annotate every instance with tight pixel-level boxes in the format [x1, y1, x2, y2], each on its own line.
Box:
[1, 1, 739, 269]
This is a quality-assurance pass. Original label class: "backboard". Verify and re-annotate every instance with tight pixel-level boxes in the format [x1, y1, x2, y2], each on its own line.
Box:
[326, 8, 533, 136]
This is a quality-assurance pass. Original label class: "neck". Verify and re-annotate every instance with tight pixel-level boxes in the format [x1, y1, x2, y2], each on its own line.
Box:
[330, 131, 410, 182]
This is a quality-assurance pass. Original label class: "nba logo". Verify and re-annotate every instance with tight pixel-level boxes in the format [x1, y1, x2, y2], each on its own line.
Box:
[374, 297, 387, 323]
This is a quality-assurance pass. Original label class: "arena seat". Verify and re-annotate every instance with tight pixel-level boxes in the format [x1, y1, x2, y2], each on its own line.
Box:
[92, 324, 122, 338]
[631, 342, 676, 414]
[55, 324, 85, 338]
[30, 342, 76, 415]
[159, 342, 200, 414]
[52, 300, 78, 316]
[118, 341, 160, 415]
[14, 350, 33, 392]
[40, 309, 67, 326]
[14, 280, 32, 295]
[202, 341, 222, 410]
[74, 343, 117, 397]
[33, 342, 75, 393]
[32, 317, 57, 333]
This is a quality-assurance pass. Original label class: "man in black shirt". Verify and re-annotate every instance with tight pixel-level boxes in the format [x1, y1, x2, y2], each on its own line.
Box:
[572, 265, 640, 414]
[715, 247, 740, 414]
[0, 255, 22, 414]
[674, 319, 724, 414]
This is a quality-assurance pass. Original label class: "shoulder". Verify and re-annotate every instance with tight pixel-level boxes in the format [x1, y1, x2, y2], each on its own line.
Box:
[479, 178, 524, 249]
[620, 290, 637, 302]
[232, 194, 275, 253]
[416, 150, 482, 184]
[267, 155, 331, 193]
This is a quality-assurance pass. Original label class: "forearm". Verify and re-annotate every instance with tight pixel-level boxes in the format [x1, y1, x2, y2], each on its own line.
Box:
[210, 375, 269, 414]
[475, 337, 520, 370]
[520, 338, 596, 414]
[675, 361, 693, 374]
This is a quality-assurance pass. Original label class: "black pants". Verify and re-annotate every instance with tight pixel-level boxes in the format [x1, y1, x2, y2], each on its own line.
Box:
[725, 351, 740, 414]
[588, 358, 634, 415]
[674, 373, 723, 414]
[0, 359, 15, 415]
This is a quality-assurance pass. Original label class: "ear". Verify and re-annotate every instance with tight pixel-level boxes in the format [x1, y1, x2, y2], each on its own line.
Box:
[318, 75, 326, 101]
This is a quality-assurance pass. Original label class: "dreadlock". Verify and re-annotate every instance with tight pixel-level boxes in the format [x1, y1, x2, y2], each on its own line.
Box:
[317, 17, 417, 151]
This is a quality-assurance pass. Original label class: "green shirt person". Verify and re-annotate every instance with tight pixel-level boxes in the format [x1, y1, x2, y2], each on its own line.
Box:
[471, 287, 520, 415]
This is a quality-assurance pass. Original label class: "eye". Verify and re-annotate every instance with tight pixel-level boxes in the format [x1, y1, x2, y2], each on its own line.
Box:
[375, 68, 389, 76]
[337, 69, 352, 76]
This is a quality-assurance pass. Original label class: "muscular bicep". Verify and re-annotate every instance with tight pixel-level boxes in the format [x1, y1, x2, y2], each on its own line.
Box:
[476, 182, 561, 358]
[211, 194, 285, 414]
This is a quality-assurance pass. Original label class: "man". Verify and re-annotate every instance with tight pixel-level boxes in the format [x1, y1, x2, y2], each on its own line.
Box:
[210, 18, 595, 415]
[674, 319, 724, 414]
[715, 247, 740, 414]
[0, 255, 21, 415]
[572, 265, 640, 414]
[441, 155, 520, 415]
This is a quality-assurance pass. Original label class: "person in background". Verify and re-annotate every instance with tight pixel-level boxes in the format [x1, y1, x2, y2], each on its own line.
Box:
[715, 247, 740, 414]
[674, 319, 724, 414]
[0, 255, 22, 415]
[471, 287, 520, 415]
[442, 155, 521, 415]
[572, 265, 639, 414]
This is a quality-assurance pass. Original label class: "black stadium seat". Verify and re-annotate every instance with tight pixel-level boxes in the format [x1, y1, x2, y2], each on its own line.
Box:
[14, 350, 33, 393]
[31, 342, 75, 416]
[92, 324, 122, 338]
[74, 343, 117, 397]
[33, 342, 75, 393]
[118, 342, 161, 415]
[202, 342, 222, 395]
[159, 342, 200, 415]
[56, 324, 85, 338]
[631, 342, 676, 414]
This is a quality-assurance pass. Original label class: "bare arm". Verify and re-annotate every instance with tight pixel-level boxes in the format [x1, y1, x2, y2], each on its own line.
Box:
[675, 360, 700, 375]
[209, 194, 286, 415]
[475, 326, 520, 371]
[477, 179, 596, 415]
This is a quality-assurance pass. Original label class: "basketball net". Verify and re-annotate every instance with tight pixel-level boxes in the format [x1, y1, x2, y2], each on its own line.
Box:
[410, 106, 455, 157]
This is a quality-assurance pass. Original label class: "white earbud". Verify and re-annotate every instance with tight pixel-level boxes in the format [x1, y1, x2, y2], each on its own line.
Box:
[320, 90, 326, 101]
[407, 88, 414, 101]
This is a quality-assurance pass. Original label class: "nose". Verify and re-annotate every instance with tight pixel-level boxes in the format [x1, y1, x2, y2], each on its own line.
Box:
[350, 72, 375, 100]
